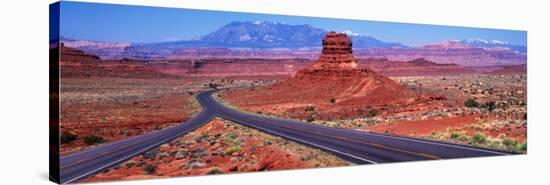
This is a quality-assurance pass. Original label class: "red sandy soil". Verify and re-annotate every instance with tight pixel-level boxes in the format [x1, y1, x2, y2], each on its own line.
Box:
[58, 46, 204, 155]
[367, 113, 526, 143]
[464, 124, 526, 143]
[367, 114, 480, 136]
[463, 116, 527, 142]
[80, 118, 348, 182]
[488, 64, 527, 74]
[60, 92, 197, 155]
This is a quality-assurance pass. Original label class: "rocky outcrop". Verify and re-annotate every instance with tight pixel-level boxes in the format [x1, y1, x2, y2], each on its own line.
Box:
[59, 46, 173, 79]
[285, 32, 418, 103]
[353, 46, 526, 66]
[358, 58, 473, 76]
[295, 32, 372, 78]
[311, 32, 357, 70]
[222, 32, 428, 120]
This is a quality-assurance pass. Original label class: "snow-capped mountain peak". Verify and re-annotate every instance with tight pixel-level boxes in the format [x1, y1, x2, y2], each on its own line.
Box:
[463, 38, 510, 46]
[458, 38, 525, 53]
[491, 40, 509, 45]
[464, 38, 489, 44]
[252, 20, 283, 25]
[342, 30, 362, 37]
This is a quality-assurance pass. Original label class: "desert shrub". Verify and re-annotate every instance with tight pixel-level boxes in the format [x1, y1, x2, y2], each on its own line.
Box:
[457, 134, 469, 141]
[464, 98, 480, 108]
[518, 142, 527, 151]
[306, 116, 315, 122]
[224, 146, 240, 155]
[262, 140, 272, 145]
[472, 133, 487, 144]
[501, 141, 526, 152]
[208, 83, 218, 89]
[195, 134, 207, 143]
[305, 106, 315, 112]
[83, 135, 104, 145]
[330, 98, 336, 103]
[366, 109, 379, 118]
[222, 132, 238, 143]
[60, 131, 77, 144]
[125, 162, 136, 168]
[450, 133, 460, 140]
[143, 164, 156, 175]
[502, 137, 516, 147]
[169, 151, 178, 156]
[481, 101, 496, 112]
[206, 167, 224, 175]
[179, 149, 188, 156]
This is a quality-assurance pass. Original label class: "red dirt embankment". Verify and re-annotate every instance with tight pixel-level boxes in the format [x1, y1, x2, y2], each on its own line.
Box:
[367, 114, 480, 136]
[59, 45, 175, 79]
[58, 46, 201, 155]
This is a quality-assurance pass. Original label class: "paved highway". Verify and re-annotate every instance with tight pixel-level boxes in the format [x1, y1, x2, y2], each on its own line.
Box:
[57, 107, 215, 183]
[198, 90, 511, 164]
[56, 90, 513, 184]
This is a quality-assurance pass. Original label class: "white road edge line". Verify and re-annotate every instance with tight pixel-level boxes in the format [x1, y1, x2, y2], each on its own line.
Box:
[60, 129, 162, 160]
[207, 91, 509, 156]
[61, 94, 212, 160]
[216, 114, 378, 164]
[63, 115, 215, 184]
[338, 128, 510, 155]
[61, 117, 198, 160]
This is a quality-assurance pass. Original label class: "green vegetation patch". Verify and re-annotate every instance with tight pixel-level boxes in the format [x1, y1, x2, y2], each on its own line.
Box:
[83, 135, 104, 145]
[60, 131, 77, 144]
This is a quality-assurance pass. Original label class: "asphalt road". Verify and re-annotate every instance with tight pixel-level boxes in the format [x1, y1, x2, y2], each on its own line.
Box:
[57, 107, 215, 184]
[197, 90, 512, 164]
[57, 89, 513, 184]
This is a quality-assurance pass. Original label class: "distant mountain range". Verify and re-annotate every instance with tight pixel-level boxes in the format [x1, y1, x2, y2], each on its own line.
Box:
[459, 38, 526, 53]
[136, 21, 407, 49]
[59, 21, 526, 66]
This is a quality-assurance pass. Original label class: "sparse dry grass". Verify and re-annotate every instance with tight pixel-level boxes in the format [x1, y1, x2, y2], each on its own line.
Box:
[59, 77, 207, 155]
[81, 118, 349, 182]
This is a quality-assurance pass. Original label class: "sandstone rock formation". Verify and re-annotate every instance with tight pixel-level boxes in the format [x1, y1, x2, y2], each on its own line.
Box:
[285, 31, 417, 103]
[313, 31, 357, 69]
[296, 31, 368, 77]
[222, 32, 429, 120]
[59, 45, 172, 78]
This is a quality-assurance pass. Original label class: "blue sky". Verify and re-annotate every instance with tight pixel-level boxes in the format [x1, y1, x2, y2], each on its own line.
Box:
[59, 1, 527, 46]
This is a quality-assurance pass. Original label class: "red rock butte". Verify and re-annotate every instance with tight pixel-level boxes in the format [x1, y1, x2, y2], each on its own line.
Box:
[316, 31, 356, 68]
[304, 32, 358, 70]
[291, 31, 414, 101]
[223, 31, 426, 120]
[296, 31, 372, 78]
